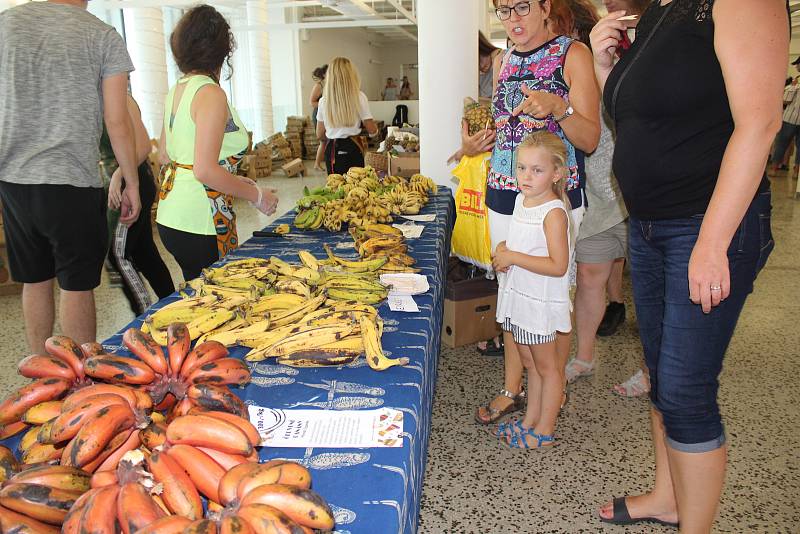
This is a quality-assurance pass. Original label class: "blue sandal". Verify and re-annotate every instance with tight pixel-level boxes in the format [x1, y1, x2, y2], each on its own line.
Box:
[487, 419, 524, 438]
[500, 425, 555, 449]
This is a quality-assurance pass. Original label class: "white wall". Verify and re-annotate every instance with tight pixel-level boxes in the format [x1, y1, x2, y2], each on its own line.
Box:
[298, 28, 418, 118]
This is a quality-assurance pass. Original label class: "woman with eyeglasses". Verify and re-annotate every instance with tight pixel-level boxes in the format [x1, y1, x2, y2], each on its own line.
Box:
[590, 0, 785, 530]
[467, 0, 600, 429]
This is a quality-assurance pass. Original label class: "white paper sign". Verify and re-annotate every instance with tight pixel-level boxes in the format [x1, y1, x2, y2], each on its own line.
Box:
[400, 214, 436, 222]
[248, 406, 404, 448]
[379, 273, 429, 295]
[391, 223, 424, 239]
[387, 294, 419, 313]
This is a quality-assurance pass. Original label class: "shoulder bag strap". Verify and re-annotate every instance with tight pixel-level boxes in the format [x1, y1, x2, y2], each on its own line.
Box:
[609, 1, 675, 119]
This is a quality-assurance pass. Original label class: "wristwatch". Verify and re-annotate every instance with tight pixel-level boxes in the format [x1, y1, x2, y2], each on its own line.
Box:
[554, 105, 574, 123]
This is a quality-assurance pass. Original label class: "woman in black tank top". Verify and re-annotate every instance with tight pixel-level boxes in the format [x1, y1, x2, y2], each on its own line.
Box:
[590, 0, 786, 530]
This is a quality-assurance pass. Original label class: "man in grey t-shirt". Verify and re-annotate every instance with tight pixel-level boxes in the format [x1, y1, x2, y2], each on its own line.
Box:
[0, 0, 140, 354]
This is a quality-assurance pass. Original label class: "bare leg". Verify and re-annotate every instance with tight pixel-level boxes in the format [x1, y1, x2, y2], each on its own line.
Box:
[666, 444, 727, 533]
[476, 330, 524, 422]
[574, 261, 614, 364]
[59, 289, 97, 345]
[599, 408, 678, 524]
[22, 280, 55, 354]
[529, 340, 561, 436]
[516, 343, 541, 428]
[314, 143, 325, 171]
[606, 258, 625, 303]
[555, 330, 570, 406]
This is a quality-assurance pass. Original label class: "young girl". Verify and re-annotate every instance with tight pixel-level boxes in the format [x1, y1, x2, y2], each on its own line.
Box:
[491, 131, 572, 449]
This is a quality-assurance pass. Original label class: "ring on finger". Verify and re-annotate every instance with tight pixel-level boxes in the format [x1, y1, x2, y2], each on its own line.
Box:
[710, 285, 722, 291]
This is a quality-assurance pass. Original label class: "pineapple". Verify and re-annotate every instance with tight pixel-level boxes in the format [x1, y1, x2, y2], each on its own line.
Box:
[463, 97, 494, 136]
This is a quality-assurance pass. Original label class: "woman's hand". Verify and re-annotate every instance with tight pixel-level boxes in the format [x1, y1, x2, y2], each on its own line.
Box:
[108, 168, 123, 210]
[460, 119, 495, 157]
[589, 11, 629, 75]
[512, 85, 567, 119]
[688, 241, 730, 314]
[253, 187, 279, 216]
[492, 242, 514, 273]
[238, 176, 257, 187]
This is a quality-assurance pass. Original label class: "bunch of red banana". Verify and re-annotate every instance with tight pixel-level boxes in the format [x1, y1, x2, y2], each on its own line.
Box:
[139, 412, 262, 517]
[63, 449, 171, 534]
[21, 383, 152, 473]
[137, 455, 335, 534]
[0, 464, 91, 533]
[85, 324, 252, 420]
[212, 459, 334, 534]
[0, 336, 101, 441]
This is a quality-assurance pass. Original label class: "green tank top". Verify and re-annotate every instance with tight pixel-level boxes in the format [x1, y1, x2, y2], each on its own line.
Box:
[156, 75, 248, 235]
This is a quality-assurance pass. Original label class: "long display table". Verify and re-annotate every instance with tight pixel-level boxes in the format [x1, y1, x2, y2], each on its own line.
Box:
[99, 188, 453, 534]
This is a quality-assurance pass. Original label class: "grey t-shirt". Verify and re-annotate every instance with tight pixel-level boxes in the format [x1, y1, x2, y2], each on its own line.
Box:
[578, 105, 628, 241]
[0, 2, 134, 188]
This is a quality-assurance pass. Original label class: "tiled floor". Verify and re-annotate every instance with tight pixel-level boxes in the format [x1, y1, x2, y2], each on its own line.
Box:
[0, 170, 797, 533]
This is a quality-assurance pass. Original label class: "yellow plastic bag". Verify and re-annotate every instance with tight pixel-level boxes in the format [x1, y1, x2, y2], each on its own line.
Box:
[451, 153, 492, 271]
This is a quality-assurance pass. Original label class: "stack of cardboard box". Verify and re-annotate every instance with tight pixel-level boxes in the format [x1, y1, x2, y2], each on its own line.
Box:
[285, 116, 305, 160]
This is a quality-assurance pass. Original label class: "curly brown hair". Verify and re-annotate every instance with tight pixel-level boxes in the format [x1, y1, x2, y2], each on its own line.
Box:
[170, 5, 235, 82]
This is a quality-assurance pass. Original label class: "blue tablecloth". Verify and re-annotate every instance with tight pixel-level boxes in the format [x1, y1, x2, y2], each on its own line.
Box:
[97, 188, 454, 534]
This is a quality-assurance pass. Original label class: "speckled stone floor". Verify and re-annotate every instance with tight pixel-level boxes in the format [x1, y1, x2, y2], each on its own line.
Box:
[0, 170, 797, 533]
[419, 172, 800, 534]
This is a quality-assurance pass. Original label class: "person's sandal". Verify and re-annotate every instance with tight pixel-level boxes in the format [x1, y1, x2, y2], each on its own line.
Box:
[486, 418, 523, 438]
[476, 337, 504, 357]
[565, 358, 594, 384]
[474, 389, 525, 425]
[499, 425, 556, 450]
[613, 369, 650, 398]
[599, 497, 679, 528]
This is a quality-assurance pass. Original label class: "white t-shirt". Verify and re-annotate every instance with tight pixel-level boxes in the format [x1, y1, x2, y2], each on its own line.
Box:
[317, 91, 373, 139]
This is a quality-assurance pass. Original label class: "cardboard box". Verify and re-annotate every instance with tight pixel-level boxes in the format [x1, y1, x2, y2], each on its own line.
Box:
[441, 263, 500, 348]
[280, 158, 305, 178]
[387, 152, 420, 178]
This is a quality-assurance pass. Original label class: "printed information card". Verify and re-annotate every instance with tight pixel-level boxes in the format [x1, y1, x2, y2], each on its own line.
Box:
[248, 405, 404, 448]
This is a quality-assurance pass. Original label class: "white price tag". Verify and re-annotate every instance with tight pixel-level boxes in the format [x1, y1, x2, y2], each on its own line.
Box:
[387, 294, 419, 313]
[400, 214, 436, 222]
[392, 222, 424, 239]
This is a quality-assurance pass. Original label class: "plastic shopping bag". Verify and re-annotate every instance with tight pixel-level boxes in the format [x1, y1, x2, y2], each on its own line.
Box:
[451, 153, 493, 271]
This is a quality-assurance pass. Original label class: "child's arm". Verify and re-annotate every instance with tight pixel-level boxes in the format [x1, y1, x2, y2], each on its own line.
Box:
[492, 209, 570, 277]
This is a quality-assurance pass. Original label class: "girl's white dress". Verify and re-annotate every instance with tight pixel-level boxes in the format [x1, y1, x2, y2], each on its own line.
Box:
[496, 195, 572, 336]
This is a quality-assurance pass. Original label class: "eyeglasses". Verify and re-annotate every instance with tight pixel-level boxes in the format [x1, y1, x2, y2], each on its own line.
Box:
[495, 1, 532, 21]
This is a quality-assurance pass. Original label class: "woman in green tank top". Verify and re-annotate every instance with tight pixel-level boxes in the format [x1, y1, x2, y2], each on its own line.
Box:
[156, 5, 279, 281]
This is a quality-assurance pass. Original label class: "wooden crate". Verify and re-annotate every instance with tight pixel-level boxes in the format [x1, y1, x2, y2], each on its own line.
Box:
[280, 158, 306, 177]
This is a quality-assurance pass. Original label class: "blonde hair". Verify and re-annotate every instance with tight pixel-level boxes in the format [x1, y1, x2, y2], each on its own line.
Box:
[322, 57, 361, 129]
[517, 130, 570, 206]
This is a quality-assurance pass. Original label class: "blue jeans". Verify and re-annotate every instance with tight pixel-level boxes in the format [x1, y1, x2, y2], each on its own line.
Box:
[629, 189, 773, 453]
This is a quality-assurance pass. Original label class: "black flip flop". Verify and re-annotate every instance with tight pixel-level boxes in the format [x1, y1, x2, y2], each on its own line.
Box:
[476, 338, 504, 357]
[599, 497, 679, 528]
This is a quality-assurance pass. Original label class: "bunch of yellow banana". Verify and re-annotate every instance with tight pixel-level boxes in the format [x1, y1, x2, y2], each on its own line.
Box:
[349, 224, 420, 274]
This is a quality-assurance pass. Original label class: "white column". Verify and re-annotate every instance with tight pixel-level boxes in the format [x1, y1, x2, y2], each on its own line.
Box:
[123, 8, 169, 137]
[246, 0, 274, 140]
[418, 0, 480, 187]
[268, 5, 302, 134]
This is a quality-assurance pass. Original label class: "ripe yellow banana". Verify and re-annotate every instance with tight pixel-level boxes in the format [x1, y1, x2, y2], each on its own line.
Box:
[203, 319, 271, 347]
[327, 288, 387, 305]
[297, 250, 320, 270]
[268, 293, 326, 328]
[196, 316, 251, 345]
[264, 323, 355, 357]
[323, 244, 387, 272]
[147, 305, 218, 331]
[290, 266, 321, 285]
[268, 257, 294, 277]
[249, 293, 307, 315]
[360, 315, 408, 371]
[274, 279, 311, 299]
[187, 309, 236, 340]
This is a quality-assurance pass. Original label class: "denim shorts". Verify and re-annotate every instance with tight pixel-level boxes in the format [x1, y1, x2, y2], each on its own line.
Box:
[628, 189, 774, 453]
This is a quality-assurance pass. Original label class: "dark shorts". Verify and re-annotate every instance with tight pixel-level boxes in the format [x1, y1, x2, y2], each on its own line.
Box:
[629, 189, 773, 452]
[0, 181, 107, 291]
